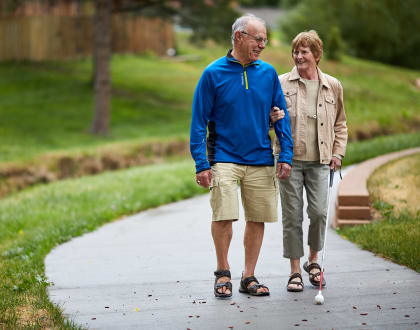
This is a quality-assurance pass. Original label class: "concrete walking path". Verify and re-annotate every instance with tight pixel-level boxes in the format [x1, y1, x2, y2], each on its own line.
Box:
[45, 170, 420, 329]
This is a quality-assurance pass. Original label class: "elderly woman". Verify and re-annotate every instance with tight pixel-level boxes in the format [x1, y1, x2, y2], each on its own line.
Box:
[272, 30, 348, 292]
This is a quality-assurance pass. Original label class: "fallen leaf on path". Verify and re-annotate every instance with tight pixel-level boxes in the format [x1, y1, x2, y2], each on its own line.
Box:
[245, 321, 251, 324]
[377, 305, 381, 309]
[360, 313, 368, 316]
[353, 306, 357, 309]
[135, 307, 140, 312]
[91, 318, 96, 320]
[404, 315, 410, 318]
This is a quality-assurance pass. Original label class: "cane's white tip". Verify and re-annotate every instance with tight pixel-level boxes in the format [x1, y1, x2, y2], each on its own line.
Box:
[315, 292, 324, 305]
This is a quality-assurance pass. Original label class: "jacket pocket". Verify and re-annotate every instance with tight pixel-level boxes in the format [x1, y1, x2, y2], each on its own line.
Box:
[284, 89, 298, 116]
[324, 94, 338, 123]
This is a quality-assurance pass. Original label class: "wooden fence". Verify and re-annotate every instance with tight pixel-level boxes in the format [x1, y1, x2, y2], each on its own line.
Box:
[0, 14, 174, 61]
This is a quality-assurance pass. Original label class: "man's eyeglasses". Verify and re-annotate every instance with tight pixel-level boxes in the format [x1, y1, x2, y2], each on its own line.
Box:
[241, 31, 268, 46]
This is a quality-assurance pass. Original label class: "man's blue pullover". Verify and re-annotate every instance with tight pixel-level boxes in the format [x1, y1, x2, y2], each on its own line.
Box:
[190, 51, 293, 173]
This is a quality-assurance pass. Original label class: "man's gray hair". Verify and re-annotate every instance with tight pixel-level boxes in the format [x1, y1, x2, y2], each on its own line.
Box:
[231, 14, 266, 46]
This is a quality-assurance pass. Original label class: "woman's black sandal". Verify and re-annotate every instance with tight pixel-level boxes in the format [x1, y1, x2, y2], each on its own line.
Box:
[303, 261, 326, 287]
[287, 273, 304, 292]
[214, 270, 232, 298]
[239, 275, 270, 296]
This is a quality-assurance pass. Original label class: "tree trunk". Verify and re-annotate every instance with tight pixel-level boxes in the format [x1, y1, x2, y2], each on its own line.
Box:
[91, 0, 112, 135]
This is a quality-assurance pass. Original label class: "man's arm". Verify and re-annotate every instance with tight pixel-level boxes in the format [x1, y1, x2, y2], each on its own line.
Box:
[190, 70, 215, 176]
[272, 75, 294, 168]
[274, 112, 293, 179]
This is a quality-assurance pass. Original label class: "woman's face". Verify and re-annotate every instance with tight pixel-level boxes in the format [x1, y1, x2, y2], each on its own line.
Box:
[292, 46, 318, 71]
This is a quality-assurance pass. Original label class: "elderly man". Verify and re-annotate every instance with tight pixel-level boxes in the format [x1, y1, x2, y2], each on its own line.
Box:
[190, 14, 293, 297]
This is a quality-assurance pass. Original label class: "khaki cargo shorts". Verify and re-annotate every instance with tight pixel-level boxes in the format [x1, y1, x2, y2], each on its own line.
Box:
[209, 163, 278, 222]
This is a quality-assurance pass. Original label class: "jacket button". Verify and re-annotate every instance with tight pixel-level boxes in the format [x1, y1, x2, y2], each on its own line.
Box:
[321, 123, 324, 126]
[319, 104, 322, 107]
[321, 141, 324, 144]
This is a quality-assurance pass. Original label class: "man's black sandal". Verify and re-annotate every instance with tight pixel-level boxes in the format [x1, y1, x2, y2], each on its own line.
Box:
[303, 261, 326, 287]
[214, 270, 232, 298]
[287, 273, 304, 292]
[239, 275, 270, 296]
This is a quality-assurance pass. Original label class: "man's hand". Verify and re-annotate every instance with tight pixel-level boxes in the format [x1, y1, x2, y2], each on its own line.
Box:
[276, 162, 291, 179]
[270, 107, 285, 124]
[330, 156, 341, 171]
[196, 169, 212, 189]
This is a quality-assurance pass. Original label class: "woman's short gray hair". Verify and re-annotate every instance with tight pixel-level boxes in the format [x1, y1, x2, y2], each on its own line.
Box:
[231, 14, 266, 46]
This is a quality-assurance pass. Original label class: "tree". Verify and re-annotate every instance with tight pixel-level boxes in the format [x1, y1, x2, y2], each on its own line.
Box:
[325, 25, 344, 61]
[91, 0, 112, 135]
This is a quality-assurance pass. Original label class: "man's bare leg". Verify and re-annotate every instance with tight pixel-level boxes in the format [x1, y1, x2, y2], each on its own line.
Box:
[243, 221, 268, 293]
[212, 220, 233, 295]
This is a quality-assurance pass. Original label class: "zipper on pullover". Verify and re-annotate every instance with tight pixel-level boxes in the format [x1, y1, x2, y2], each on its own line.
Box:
[229, 57, 257, 90]
[243, 69, 248, 90]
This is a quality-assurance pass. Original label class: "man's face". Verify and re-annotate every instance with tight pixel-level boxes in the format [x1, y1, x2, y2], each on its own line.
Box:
[292, 46, 319, 71]
[238, 21, 267, 63]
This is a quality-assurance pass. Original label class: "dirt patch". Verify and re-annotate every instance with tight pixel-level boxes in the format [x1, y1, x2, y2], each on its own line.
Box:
[15, 305, 52, 329]
[0, 139, 189, 198]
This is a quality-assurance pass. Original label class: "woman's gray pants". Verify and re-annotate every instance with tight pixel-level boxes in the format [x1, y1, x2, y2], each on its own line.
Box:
[279, 160, 330, 259]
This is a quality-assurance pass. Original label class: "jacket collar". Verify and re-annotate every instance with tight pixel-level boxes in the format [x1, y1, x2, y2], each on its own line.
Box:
[226, 49, 261, 66]
[289, 66, 331, 89]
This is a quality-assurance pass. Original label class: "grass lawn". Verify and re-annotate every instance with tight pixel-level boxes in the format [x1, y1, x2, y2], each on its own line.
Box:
[338, 153, 420, 272]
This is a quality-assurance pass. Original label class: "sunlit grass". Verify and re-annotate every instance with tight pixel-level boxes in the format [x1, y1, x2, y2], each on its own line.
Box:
[338, 153, 420, 272]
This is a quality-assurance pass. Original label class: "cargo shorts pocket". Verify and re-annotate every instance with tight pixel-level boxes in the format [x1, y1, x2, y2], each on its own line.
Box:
[264, 166, 278, 190]
[209, 177, 220, 209]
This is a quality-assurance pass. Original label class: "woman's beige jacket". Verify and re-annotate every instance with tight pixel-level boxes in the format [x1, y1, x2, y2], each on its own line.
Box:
[274, 66, 348, 164]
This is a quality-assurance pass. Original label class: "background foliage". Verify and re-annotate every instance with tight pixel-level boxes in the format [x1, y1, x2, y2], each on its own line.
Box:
[281, 0, 420, 69]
